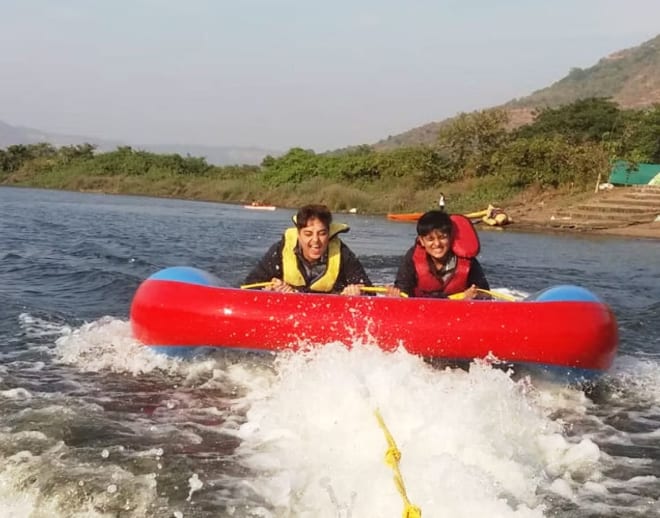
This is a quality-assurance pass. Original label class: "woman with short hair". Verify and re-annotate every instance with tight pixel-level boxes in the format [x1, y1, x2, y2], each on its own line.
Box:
[244, 204, 372, 295]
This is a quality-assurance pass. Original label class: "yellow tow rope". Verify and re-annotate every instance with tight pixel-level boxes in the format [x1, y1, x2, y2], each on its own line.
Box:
[374, 409, 422, 518]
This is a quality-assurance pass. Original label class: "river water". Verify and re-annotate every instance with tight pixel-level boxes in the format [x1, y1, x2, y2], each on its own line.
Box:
[1, 186, 659, 518]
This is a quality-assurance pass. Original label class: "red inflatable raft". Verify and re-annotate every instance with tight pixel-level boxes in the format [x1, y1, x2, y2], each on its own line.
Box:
[130, 267, 618, 381]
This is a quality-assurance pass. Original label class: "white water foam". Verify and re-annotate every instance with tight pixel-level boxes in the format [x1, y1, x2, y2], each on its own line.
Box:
[54, 317, 179, 376]
[610, 354, 660, 403]
[18, 313, 73, 339]
[25, 316, 660, 516]
[230, 343, 608, 518]
[0, 445, 163, 518]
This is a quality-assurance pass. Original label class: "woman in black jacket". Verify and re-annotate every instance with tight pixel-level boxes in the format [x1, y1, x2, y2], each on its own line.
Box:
[244, 204, 372, 295]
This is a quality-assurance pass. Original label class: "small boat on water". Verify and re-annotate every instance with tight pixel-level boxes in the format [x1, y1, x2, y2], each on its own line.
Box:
[243, 203, 276, 211]
[130, 267, 618, 382]
[386, 212, 424, 222]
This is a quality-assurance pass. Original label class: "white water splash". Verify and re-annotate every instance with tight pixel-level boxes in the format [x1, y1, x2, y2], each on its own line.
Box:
[54, 317, 180, 375]
[610, 354, 660, 403]
[18, 314, 660, 517]
[18, 313, 72, 338]
[229, 343, 608, 517]
[186, 473, 203, 502]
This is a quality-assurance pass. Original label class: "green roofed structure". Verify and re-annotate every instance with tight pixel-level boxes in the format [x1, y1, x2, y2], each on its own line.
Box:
[609, 161, 660, 186]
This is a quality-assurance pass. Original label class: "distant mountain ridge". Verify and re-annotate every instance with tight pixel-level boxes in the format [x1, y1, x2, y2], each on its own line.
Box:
[0, 120, 277, 165]
[373, 33, 660, 150]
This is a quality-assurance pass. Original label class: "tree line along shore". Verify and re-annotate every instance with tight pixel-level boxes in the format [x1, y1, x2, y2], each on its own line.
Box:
[1, 98, 659, 215]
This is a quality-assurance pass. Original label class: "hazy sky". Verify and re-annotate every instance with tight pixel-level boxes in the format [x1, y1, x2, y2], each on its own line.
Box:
[1, 1, 659, 152]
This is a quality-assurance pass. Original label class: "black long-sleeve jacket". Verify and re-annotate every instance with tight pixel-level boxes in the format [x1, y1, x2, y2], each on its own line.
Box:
[244, 239, 372, 294]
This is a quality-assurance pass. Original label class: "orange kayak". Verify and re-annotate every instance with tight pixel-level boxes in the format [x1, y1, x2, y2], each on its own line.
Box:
[386, 212, 423, 222]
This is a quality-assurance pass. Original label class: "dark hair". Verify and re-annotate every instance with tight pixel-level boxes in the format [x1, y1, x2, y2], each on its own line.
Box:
[416, 210, 452, 236]
[295, 204, 333, 229]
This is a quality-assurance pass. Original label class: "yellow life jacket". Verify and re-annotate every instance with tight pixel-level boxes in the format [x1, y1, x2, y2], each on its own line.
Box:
[282, 223, 349, 292]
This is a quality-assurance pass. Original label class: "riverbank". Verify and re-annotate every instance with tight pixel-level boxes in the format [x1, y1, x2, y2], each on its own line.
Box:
[505, 185, 660, 240]
[3, 180, 658, 239]
[506, 217, 660, 240]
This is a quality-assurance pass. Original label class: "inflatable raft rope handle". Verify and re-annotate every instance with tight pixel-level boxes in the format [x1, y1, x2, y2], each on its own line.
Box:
[360, 286, 409, 298]
[449, 289, 517, 301]
[240, 282, 410, 298]
[242, 283, 511, 301]
[240, 281, 275, 289]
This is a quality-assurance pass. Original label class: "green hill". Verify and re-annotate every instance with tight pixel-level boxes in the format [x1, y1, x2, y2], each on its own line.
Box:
[373, 34, 660, 150]
[508, 34, 660, 110]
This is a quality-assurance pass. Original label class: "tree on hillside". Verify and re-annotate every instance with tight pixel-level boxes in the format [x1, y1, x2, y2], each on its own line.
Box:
[58, 143, 96, 164]
[1, 144, 31, 171]
[262, 148, 318, 185]
[28, 142, 58, 158]
[515, 98, 623, 144]
[621, 105, 660, 163]
[437, 108, 509, 177]
[494, 135, 609, 189]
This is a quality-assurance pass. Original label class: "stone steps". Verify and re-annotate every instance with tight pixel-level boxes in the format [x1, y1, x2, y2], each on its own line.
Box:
[629, 185, 660, 191]
[549, 216, 647, 229]
[619, 194, 660, 203]
[549, 185, 660, 229]
[600, 198, 660, 207]
[556, 210, 655, 221]
[571, 204, 658, 214]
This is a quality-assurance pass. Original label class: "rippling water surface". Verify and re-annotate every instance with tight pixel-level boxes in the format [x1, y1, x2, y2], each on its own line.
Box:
[1, 186, 659, 517]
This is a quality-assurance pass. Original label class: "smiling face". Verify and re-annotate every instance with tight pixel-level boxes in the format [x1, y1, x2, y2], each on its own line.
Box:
[418, 229, 452, 264]
[297, 217, 330, 263]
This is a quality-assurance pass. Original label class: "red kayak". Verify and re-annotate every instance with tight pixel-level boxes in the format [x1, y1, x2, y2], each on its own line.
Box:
[130, 267, 618, 381]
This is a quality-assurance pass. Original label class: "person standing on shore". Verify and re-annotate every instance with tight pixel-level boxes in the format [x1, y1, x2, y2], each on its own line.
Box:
[438, 192, 446, 211]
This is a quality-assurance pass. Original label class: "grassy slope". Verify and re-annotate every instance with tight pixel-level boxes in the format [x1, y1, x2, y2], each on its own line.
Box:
[2, 163, 581, 217]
